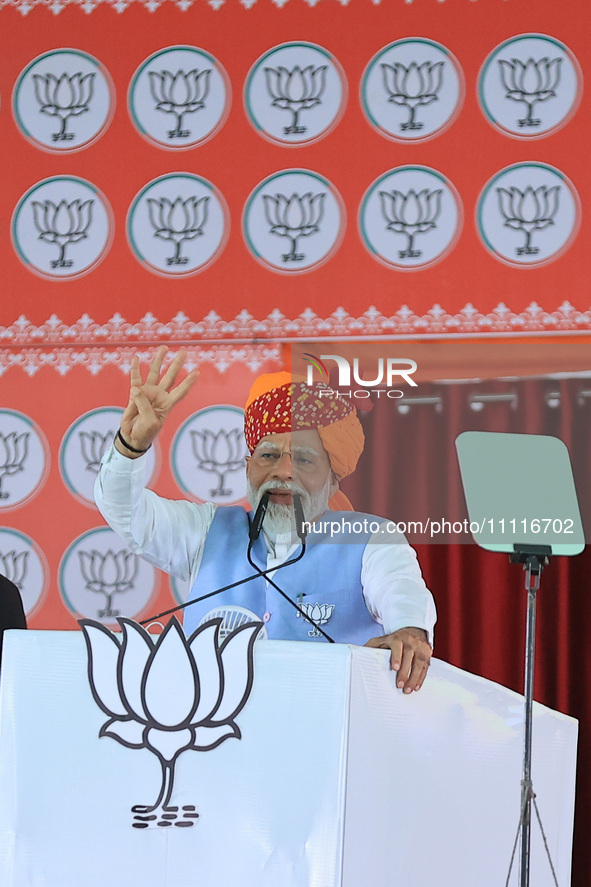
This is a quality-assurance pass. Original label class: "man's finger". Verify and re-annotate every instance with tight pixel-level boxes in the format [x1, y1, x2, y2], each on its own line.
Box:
[397, 645, 415, 690]
[129, 354, 143, 389]
[159, 349, 188, 392]
[145, 346, 168, 386]
[169, 369, 199, 406]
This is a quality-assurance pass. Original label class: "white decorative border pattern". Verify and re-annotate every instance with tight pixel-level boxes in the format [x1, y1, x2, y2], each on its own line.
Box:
[1, 302, 590, 373]
[2, 0, 495, 15]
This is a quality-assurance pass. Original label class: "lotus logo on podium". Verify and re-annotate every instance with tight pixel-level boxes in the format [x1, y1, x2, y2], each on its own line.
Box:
[81, 617, 261, 828]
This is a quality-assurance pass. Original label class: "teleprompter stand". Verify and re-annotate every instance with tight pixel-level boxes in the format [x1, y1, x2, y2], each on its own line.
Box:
[455, 430, 586, 887]
[505, 544, 558, 887]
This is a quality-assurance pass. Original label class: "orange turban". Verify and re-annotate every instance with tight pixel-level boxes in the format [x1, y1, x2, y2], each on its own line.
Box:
[244, 372, 364, 480]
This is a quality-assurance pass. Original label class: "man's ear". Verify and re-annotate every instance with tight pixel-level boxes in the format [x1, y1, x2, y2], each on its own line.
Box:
[330, 471, 340, 497]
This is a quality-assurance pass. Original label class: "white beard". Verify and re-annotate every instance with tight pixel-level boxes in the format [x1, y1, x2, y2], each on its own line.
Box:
[246, 475, 332, 537]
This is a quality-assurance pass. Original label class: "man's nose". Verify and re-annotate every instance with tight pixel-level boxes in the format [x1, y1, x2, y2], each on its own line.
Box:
[272, 452, 292, 480]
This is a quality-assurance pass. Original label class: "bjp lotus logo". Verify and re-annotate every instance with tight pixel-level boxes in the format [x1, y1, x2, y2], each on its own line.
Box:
[381, 61, 444, 131]
[497, 184, 560, 255]
[379, 188, 442, 259]
[498, 57, 562, 128]
[296, 602, 335, 637]
[33, 71, 95, 142]
[31, 197, 94, 269]
[0, 431, 29, 500]
[147, 195, 209, 266]
[148, 68, 211, 139]
[79, 430, 114, 474]
[0, 549, 28, 590]
[79, 548, 139, 619]
[81, 617, 261, 827]
[263, 191, 325, 263]
[264, 64, 327, 135]
[191, 427, 246, 497]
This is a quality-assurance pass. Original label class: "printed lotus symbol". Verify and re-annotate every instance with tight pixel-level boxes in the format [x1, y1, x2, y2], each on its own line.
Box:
[381, 61, 444, 131]
[497, 184, 560, 255]
[296, 602, 335, 638]
[33, 71, 95, 142]
[148, 68, 211, 139]
[379, 188, 442, 258]
[79, 548, 139, 619]
[0, 550, 28, 590]
[80, 616, 261, 826]
[263, 191, 325, 263]
[191, 428, 246, 497]
[32, 198, 93, 269]
[0, 431, 29, 500]
[264, 65, 327, 135]
[147, 195, 209, 266]
[79, 430, 115, 474]
[498, 57, 562, 128]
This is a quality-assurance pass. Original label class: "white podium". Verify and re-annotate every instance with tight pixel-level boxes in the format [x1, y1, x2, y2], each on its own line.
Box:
[0, 629, 578, 887]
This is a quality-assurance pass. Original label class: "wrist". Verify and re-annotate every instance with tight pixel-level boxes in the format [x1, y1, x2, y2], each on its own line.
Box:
[115, 428, 151, 458]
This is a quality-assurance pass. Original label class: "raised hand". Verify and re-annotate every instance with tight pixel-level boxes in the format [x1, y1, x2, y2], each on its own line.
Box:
[116, 346, 199, 457]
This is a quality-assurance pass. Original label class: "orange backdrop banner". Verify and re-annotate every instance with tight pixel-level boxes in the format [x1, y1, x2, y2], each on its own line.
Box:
[0, 0, 588, 358]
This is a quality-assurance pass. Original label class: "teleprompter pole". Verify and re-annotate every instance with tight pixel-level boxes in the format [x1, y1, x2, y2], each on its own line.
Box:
[505, 545, 559, 887]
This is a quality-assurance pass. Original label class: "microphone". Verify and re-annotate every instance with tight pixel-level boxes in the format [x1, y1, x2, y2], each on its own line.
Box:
[249, 491, 270, 542]
[293, 493, 307, 543]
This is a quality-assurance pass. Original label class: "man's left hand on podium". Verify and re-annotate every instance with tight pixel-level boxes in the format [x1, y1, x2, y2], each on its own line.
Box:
[365, 627, 431, 694]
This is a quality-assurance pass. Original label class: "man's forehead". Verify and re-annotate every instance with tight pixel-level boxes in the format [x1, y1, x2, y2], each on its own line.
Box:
[255, 430, 326, 453]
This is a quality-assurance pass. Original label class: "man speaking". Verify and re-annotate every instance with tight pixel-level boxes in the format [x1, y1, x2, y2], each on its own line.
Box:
[95, 347, 436, 693]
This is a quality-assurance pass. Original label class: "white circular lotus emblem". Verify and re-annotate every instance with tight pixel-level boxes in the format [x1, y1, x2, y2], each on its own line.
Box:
[0, 528, 48, 618]
[60, 527, 158, 625]
[127, 173, 229, 277]
[243, 169, 344, 273]
[129, 45, 230, 150]
[13, 48, 114, 153]
[12, 176, 113, 280]
[359, 166, 462, 270]
[60, 408, 158, 507]
[0, 409, 49, 510]
[171, 406, 248, 505]
[244, 41, 347, 146]
[476, 163, 580, 267]
[361, 38, 464, 142]
[479, 34, 582, 139]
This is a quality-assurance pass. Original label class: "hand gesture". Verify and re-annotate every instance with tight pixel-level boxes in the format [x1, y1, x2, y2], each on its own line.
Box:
[116, 346, 198, 457]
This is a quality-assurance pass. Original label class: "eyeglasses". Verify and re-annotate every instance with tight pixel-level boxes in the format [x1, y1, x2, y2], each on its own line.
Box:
[250, 445, 328, 475]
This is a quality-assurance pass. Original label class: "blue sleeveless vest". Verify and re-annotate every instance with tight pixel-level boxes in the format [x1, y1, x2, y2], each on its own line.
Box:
[183, 507, 382, 645]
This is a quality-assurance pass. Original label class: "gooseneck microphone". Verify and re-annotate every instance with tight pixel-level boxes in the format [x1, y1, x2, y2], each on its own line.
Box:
[140, 489, 333, 642]
[293, 493, 308, 543]
[249, 491, 270, 542]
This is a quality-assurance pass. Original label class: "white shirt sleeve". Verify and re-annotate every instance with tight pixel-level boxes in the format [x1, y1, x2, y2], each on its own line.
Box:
[94, 445, 216, 582]
[361, 522, 436, 645]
